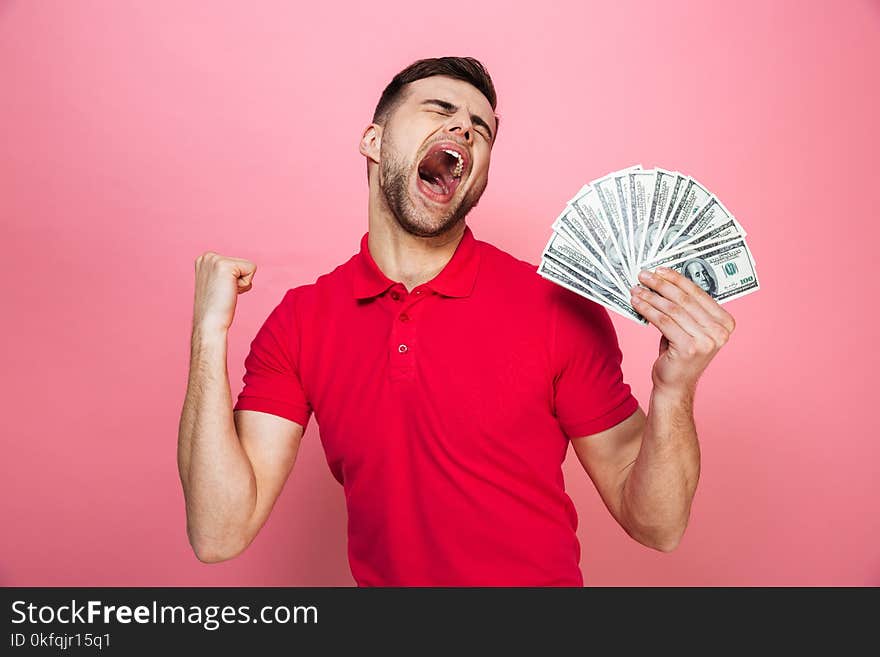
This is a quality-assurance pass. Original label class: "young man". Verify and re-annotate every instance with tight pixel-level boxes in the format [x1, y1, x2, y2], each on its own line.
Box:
[178, 57, 735, 586]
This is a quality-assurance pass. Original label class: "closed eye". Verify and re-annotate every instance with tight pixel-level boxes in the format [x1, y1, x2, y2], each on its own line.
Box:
[420, 98, 494, 141]
[426, 110, 490, 140]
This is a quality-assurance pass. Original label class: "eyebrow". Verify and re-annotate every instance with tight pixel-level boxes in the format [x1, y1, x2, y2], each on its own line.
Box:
[421, 99, 495, 140]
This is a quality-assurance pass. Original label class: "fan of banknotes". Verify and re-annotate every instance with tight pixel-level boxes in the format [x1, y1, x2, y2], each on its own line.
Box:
[537, 165, 760, 325]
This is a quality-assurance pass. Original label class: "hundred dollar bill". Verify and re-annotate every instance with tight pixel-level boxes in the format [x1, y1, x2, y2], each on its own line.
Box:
[651, 176, 713, 261]
[643, 238, 760, 304]
[636, 168, 676, 267]
[538, 257, 648, 324]
[567, 185, 632, 293]
[614, 171, 637, 270]
[539, 165, 759, 323]
[542, 230, 628, 298]
[550, 206, 630, 295]
[540, 250, 632, 307]
[661, 195, 745, 255]
[627, 169, 660, 277]
[588, 165, 641, 273]
[540, 256, 647, 324]
[641, 233, 741, 274]
[643, 170, 687, 262]
[659, 217, 745, 262]
[539, 257, 623, 320]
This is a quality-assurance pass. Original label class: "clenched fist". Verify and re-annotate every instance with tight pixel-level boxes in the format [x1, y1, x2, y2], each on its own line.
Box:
[192, 251, 257, 333]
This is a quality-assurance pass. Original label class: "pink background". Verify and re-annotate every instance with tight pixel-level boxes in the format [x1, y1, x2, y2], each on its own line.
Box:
[2, 0, 878, 586]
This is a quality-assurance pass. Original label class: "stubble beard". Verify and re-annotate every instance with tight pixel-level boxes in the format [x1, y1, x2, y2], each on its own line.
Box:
[378, 147, 486, 239]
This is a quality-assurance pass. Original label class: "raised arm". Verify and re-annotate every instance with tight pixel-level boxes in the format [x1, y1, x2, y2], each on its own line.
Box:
[177, 252, 304, 563]
[571, 266, 735, 552]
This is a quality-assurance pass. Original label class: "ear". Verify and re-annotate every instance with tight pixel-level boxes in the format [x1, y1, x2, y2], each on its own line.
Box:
[359, 123, 382, 165]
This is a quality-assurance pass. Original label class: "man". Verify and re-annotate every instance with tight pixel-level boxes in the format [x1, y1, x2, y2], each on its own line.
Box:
[177, 57, 736, 586]
[683, 257, 719, 297]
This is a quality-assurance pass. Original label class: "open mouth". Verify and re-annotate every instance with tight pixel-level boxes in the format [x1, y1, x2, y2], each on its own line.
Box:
[416, 142, 468, 203]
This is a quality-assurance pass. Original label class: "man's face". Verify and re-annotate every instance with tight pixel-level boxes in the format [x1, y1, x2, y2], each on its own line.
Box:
[685, 262, 711, 292]
[375, 76, 496, 238]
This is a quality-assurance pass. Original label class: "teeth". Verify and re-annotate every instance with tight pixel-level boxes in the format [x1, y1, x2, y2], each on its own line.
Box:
[443, 149, 464, 178]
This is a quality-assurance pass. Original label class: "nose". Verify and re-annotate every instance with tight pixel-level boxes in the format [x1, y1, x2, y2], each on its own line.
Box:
[446, 112, 474, 144]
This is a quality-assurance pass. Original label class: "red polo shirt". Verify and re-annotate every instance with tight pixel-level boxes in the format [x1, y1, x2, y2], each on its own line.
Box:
[233, 225, 639, 586]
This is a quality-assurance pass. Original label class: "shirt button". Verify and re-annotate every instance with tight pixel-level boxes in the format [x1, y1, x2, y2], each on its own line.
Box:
[390, 291, 400, 301]
[414, 290, 423, 296]
[398, 344, 408, 353]
[399, 313, 410, 322]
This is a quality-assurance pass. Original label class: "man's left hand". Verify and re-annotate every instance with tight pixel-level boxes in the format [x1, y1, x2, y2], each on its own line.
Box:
[630, 267, 736, 395]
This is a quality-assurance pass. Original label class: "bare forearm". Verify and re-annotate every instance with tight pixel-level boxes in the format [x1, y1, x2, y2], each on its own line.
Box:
[621, 386, 701, 551]
[177, 325, 257, 560]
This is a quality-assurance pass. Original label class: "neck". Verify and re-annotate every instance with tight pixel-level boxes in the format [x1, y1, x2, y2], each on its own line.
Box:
[367, 181, 465, 292]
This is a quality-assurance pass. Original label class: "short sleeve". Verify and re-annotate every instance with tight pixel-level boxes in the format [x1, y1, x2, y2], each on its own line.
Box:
[552, 290, 639, 438]
[233, 289, 312, 428]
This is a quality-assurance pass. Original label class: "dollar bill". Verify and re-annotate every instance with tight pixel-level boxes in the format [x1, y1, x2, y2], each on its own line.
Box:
[538, 166, 759, 324]
[550, 206, 630, 295]
[538, 257, 648, 324]
[643, 238, 760, 304]
[644, 170, 688, 262]
[652, 176, 713, 260]
[659, 218, 745, 262]
[568, 185, 632, 294]
[588, 165, 642, 273]
[636, 168, 676, 265]
[542, 231, 628, 298]
[627, 169, 659, 279]
[662, 195, 745, 255]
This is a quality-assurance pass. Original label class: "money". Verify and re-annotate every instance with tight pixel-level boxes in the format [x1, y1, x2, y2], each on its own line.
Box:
[567, 186, 632, 293]
[539, 258, 648, 324]
[642, 238, 759, 304]
[538, 166, 760, 324]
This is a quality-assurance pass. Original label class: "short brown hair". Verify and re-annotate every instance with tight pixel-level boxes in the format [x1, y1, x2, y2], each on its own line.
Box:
[372, 56, 498, 131]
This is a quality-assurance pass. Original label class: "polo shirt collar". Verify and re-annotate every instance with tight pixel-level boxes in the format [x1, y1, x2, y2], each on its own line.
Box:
[352, 225, 480, 299]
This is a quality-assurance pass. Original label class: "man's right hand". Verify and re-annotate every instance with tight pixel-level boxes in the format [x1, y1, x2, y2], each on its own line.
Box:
[192, 251, 257, 333]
